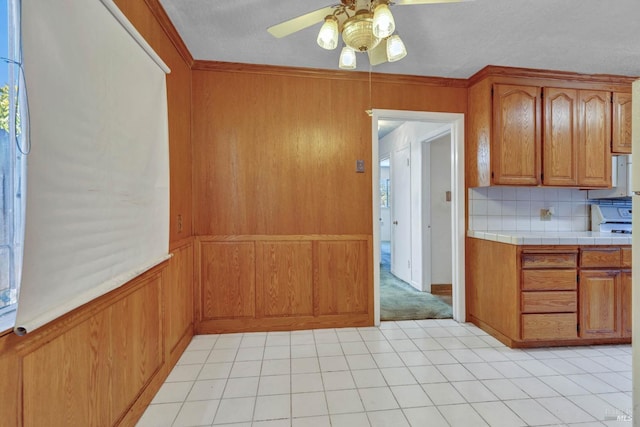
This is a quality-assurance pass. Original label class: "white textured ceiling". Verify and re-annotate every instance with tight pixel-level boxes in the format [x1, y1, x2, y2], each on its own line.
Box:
[158, 0, 640, 79]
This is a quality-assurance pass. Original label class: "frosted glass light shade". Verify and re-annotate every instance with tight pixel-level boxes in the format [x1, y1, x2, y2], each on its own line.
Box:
[386, 34, 407, 62]
[373, 3, 395, 38]
[339, 46, 357, 69]
[317, 16, 339, 50]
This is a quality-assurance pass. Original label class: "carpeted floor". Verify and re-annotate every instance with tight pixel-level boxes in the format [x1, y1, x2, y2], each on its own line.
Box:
[380, 242, 452, 321]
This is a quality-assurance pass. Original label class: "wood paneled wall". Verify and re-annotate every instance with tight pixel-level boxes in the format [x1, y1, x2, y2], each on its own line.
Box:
[191, 65, 466, 236]
[196, 235, 372, 333]
[0, 1, 195, 426]
[165, 241, 195, 353]
[191, 63, 467, 332]
[21, 271, 163, 427]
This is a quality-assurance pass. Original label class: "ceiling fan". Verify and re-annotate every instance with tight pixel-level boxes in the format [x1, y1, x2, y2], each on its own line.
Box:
[267, 0, 468, 69]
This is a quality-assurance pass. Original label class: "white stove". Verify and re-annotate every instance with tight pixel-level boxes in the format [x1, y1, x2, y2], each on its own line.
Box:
[591, 204, 632, 234]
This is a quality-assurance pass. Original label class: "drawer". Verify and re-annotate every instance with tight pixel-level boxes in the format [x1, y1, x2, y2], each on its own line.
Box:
[622, 247, 632, 268]
[521, 291, 577, 313]
[521, 252, 577, 269]
[522, 269, 577, 291]
[580, 248, 621, 268]
[521, 313, 577, 340]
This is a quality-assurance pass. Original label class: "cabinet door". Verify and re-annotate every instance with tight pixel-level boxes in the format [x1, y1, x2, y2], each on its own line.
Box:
[543, 88, 578, 186]
[492, 84, 541, 185]
[577, 90, 611, 187]
[579, 270, 620, 338]
[620, 271, 632, 338]
[612, 92, 632, 154]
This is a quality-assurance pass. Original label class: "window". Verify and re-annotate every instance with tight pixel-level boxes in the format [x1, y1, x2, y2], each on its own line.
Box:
[0, 0, 26, 325]
[15, 0, 168, 334]
[380, 160, 390, 208]
[380, 178, 390, 208]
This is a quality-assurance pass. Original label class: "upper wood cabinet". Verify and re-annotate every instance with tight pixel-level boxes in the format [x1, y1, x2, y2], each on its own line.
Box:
[612, 92, 632, 154]
[576, 90, 612, 187]
[543, 87, 578, 186]
[467, 66, 634, 188]
[493, 85, 610, 188]
[492, 84, 541, 185]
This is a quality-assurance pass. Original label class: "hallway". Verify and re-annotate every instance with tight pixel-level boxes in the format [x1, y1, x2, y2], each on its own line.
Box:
[380, 242, 452, 321]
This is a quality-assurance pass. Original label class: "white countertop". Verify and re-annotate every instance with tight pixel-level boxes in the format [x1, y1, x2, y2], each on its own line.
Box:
[467, 230, 632, 245]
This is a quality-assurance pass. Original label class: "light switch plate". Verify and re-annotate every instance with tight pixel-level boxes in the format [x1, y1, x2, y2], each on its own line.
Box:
[356, 159, 365, 173]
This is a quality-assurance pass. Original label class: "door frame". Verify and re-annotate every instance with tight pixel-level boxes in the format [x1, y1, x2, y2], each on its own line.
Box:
[421, 126, 455, 292]
[371, 109, 465, 324]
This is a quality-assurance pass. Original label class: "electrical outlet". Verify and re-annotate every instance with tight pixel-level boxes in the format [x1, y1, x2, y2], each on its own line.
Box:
[540, 208, 552, 221]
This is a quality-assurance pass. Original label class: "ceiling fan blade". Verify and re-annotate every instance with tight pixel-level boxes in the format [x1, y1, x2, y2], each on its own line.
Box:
[267, 5, 338, 38]
[394, 0, 470, 5]
[368, 40, 388, 66]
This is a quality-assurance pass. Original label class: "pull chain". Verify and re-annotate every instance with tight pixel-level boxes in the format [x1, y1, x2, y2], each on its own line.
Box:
[365, 63, 372, 116]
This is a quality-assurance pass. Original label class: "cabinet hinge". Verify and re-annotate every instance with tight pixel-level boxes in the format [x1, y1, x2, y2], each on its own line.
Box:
[540, 90, 544, 100]
[577, 323, 580, 333]
[541, 173, 544, 181]
[577, 274, 580, 283]
[491, 172, 494, 178]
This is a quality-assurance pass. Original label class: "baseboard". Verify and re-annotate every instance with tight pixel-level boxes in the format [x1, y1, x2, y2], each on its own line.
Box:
[431, 284, 452, 296]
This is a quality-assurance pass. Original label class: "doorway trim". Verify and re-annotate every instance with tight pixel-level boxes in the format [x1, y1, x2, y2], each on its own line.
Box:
[371, 109, 465, 324]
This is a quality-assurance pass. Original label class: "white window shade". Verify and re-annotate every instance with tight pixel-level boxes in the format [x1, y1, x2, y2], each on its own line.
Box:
[15, 0, 170, 334]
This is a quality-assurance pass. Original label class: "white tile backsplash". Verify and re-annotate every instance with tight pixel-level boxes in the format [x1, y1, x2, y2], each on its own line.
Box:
[468, 187, 590, 232]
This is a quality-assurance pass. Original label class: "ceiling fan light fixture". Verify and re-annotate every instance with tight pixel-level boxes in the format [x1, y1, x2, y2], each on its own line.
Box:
[317, 15, 339, 50]
[386, 34, 407, 62]
[372, 2, 395, 38]
[342, 11, 380, 52]
[338, 45, 357, 69]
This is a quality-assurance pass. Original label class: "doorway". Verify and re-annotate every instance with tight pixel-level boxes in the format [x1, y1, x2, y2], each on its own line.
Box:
[371, 110, 465, 325]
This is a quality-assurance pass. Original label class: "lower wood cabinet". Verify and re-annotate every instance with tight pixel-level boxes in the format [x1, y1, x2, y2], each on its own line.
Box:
[621, 271, 632, 338]
[579, 247, 632, 339]
[521, 291, 577, 313]
[579, 270, 632, 339]
[522, 313, 578, 340]
[579, 270, 621, 339]
[520, 249, 579, 342]
[467, 238, 631, 347]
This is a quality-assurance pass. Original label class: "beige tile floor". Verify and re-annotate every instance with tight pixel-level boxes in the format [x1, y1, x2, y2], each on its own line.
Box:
[136, 319, 632, 427]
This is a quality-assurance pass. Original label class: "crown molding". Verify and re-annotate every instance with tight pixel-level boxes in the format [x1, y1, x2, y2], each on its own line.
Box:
[144, 0, 194, 67]
[468, 65, 638, 88]
[192, 60, 469, 88]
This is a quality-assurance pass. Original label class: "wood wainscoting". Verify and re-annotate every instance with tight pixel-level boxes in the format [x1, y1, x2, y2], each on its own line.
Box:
[0, 239, 195, 427]
[21, 272, 163, 427]
[196, 235, 373, 333]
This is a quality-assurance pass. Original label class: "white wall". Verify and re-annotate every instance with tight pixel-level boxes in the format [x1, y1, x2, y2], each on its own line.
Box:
[468, 187, 590, 232]
[379, 121, 449, 290]
[430, 134, 452, 285]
